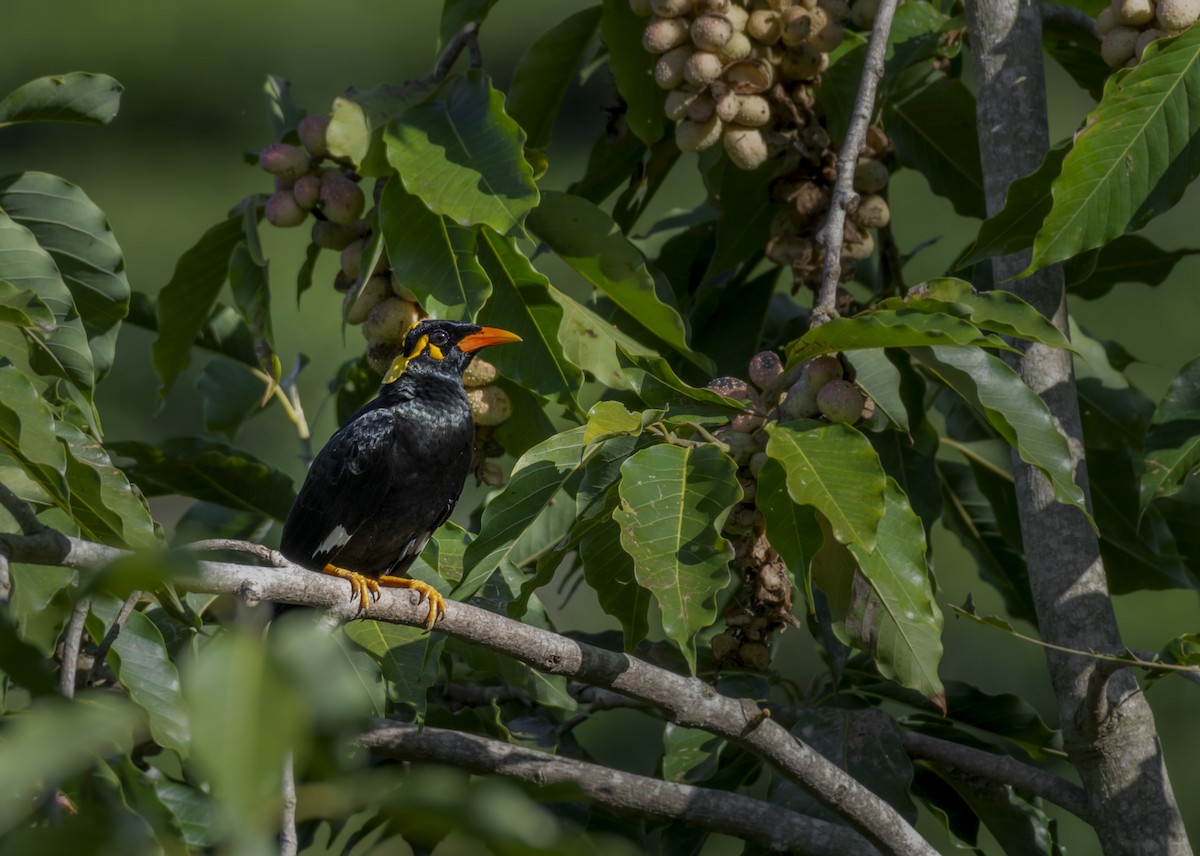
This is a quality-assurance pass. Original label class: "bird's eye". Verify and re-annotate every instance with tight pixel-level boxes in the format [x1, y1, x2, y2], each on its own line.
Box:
[429, 330, 450, 346]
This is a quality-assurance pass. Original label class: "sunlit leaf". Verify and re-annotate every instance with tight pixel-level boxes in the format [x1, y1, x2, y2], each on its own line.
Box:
[0, 72, 122, 127]
[614, 443, 741, 672]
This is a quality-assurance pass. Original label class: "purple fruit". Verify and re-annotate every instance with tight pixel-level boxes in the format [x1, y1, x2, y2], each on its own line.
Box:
[258, 143, 310, 181]
[297, 113, 330, 158]
[816, 379, 866, 424]
[265, 191, 307, 228]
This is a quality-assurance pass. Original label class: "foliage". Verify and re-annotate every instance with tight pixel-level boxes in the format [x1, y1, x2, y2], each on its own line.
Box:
[0, 3, 1198, 855]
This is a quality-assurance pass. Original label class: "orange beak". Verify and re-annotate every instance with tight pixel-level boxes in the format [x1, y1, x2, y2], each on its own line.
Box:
[458, 326, 522, 352]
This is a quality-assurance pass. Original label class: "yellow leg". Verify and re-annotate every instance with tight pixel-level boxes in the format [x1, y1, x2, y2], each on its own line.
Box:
[377, 575, 446, 630]
[322, 564, 380, 614]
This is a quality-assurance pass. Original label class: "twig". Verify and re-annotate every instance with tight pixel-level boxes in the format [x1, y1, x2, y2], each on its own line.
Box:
[0, 482, 44, 535]
[814, 0, 900, 327]
[359, 720, 881, 856]
[380, 23, 482, 102]
[185, 538, 288, 567]
[280, 356, 314, 468]
[88, 591, 142, 684]
[900, 731, 1088, 820]
[1041, 2, 1099, 39]
[281, 750, 298, 856]
[59, 597, 91, 699]
[2, 529, 937, 856]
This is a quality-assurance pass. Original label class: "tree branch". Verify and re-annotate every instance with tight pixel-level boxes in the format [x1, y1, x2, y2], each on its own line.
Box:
[281, 750, 298, 856]
[59, 597, 90, 699]
[814, 0, 899, 326]
[88, 591, 141, 685]
[1041, 1, 1099, 39]
[0, 482, 44, 535]
[359, 720, 881, 856]
[965, 1, 1190, 852]
[378, 23, 482, 102]
[0, 529, 937, 856]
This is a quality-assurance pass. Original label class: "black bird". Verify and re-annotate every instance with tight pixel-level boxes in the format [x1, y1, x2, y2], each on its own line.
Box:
[280, 319, 521, 628]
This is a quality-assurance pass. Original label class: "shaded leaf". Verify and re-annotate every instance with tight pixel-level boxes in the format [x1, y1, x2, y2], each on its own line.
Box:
[1064, 235, 1200, 299]
[126, 292, 257, 368]
[343, 621, 444, 720]
[786, 309, 1012, 367]
[440, 0, 499, 45]
[614, 443, 741, 672]
[326, 86, 418, 177]
[550, 286, 658, 391]
[765, 421, 887, 552]
[387, 71, 538, 236]
[379, 177, 490, 321]
[662, 724, 725, 785]
[601, 0, 667, 145]
[228, 241, 278, 384]
[581, 514, 651, 650]
[705, 159, 776, 281]
[846, 348, 909, 433]
[1030, 28, 1200, 272]
[755, 458, 822, 608]
[1141, 354, 1200, 508]
[507, 7, 602, 150]
[0, 279, 54, 334]
[1044, 20, 1108, 100]
[197, 357, 270, 439]
[0, 172, 130, 381]
[0, 72, 122, 127]
[108, 437, 295, 522]
[912, 346, 1088, 517]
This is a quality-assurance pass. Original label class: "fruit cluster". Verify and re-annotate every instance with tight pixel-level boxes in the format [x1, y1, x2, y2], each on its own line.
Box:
[706, 349, 870, 670]
[256, 114, 513, 482]
[1097, 0, 1198, 66]
[633, 0, 893, 293]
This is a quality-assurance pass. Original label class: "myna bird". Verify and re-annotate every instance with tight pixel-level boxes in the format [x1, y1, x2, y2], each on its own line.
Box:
[280, 319, 521, 628]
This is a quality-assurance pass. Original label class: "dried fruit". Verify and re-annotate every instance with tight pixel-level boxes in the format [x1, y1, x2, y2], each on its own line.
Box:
[367, 338, 402, 375]
[853, 156, 889, 193]
[850, 194, 890, 228]
[463, 357, 499, 388]
[467, 385, 513, 426]
[676, 114, 724, 151]
[478, 461, 505, 487]
[345, 275, 392, 325]
[724, 125, 769, 169]
[850, 0, 879, 27]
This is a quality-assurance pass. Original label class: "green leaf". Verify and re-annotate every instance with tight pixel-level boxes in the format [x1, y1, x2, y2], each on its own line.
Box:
[0, 365, 67, 502]
[197, 357, 270, 439]
[0, 172, 130, 381]
[387, 71, 538, 236]
[0, 694, 140, 835]
[1141, 355, 1200, 508]
[507, 7, 602, 150]
[108, 437, 296, 522]
[379, 177, 491, 321]
[845, 349, 909, 433]
[0, 207, 94, 394]
[440, 0, 499, 44]
[880, 278, 1076, 352]
[549, 285, 656, 391]
[90, 598, 190, 758]
[840, 478, 944, 702]
[765, 421, 887, 553]
[0, 72, 122, 127]
[755, 458, 822, 608]
[601, 0, 666, 145]
[475, 229, 582, 410]
[614, 443, 741, 673]
[152, 205, 250, 399]
[705, 158, 777, 280]
[228, 241, 278, 383]
[662, 723, 725, 785]
[458, 427, 588, 601]
[1064, 235, 1200, 299]
[0, 608, 57, 695]
[786, 309, 1013, 367]
[885, 78, 986, 219]
[185, 631, 307, 838]
[581, 512, 652, 650]
[956, 141, 1069, 271]
[1071, 319, 1154, 451]
[913, 346, 1089, 517]
[262, 74, 305, 140]
[343, 621, 444, 720]
[1030, 28, 1200, 272]
[529, 191, 702, 366]
[583, 400, 644, 447]
[0, 279, 55, 334]
[326, 87, 418, 176]
[620, 349, 744, 411]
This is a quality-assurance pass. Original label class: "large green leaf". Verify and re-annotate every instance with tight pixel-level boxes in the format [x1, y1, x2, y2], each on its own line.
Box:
[326, 86, 419, 177]
[885, 78, 986, 219]
[0, 72, 122, 127]
[1141, 355, 1200, 509]
[785, 309, 1012, 367]
[755, 458, 822, 606]
[839, 479, 944, 702]
[705, 159, 776, 281]
[912, 346, 1088, 517]
[956, 141, 1069, 270]
[880, 278, 1075, 352]
[528, 192, 702, 365]
[196, 357, 270, 439]
[0, 694, 140, 834]
[1064, 235, 1200, 299]
[89, 598, 189, 758]
[1030, 27, 1200, 272]
[228, 240, 278, 384]
[765, 421, 887, 553]
[662, 723, 725, 785]
[386, 71, 538, 237]
[549, 286, 658, 391]
[614, 443, 741, 672]
[507, 7, 602, 150]
[127, 292, 257, 368]
[0, 365, 67, 501]
[458, 427, 588, 601]
[600, 0, 666, 145]
[0, 208, 93, 394]
[0, 172, 130, 381]
[846, 349, 909, 433]
[475, 229, 582, 410]
[0, 279, 54, 334]
[108, 437, 296, 522]
[379, 177, 490, 321]
[152, 205, 250, 399]
[343, 621, 444, 720]
[581, 513, 651, 650]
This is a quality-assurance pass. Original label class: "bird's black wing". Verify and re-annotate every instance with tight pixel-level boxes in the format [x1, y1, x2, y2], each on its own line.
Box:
[279, 405, 400, 571]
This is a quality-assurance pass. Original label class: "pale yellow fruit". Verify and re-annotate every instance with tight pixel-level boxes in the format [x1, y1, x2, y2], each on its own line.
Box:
[850, 194, 890, 228]
[1135, 27, 1167, 59]
[684, 50, 726, 86]
[467, 385, 513, 426]
[853, 156, 889, 193]
[362, 297, 420, 343]
[676, 114, 724, 151]
[1101, 25, 1139, 65]
[718, 31, 753, 61]
[748, 9, 783, 42]
[715, 91, 742, 123]
[685, 91, 717, 122]
[665, 88, 702, 120]
[843, 230, 875, 260]
[849, 0, 879, 27]
[644, 17, 692, 53]
[734, 94, 772, 126]
[1096, 5, 1119, 34]
[652, 0, 692, 16]
[725, 3, 750, 30]
[808, 7, 844, 51]
[347, 277, 398, 325]
[340, 239, 366, 279]
[780, 7, 815, 45]
[655, 45, 693, 89]
[1116, 0, 1156, 25]
[463, 358, 498, 389]
[723, 125, 769, 169]
[692, 14, 735, 50]
[1157, 0, 1200, 30]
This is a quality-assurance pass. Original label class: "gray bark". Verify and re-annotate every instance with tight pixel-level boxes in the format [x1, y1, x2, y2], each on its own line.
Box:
[964, 2, 1190, 853]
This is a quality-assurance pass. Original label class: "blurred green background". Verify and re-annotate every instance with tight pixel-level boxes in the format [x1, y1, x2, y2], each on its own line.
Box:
[3, 1, 1197, 852]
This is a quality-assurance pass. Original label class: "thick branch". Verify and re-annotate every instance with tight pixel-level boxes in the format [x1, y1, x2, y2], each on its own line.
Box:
[359, 721, 880, 856]
[1, 530, 936, 856]
[815, 0, 899, 325]
[965, 2, 1190, 853]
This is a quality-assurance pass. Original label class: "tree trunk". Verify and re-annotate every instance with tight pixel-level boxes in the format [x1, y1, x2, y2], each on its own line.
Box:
[964, 2, 1191, 853]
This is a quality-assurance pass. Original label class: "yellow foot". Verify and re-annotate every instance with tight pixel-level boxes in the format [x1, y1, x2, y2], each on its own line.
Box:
[322, 564, 380, 614]
[377, 575, 446, 630]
